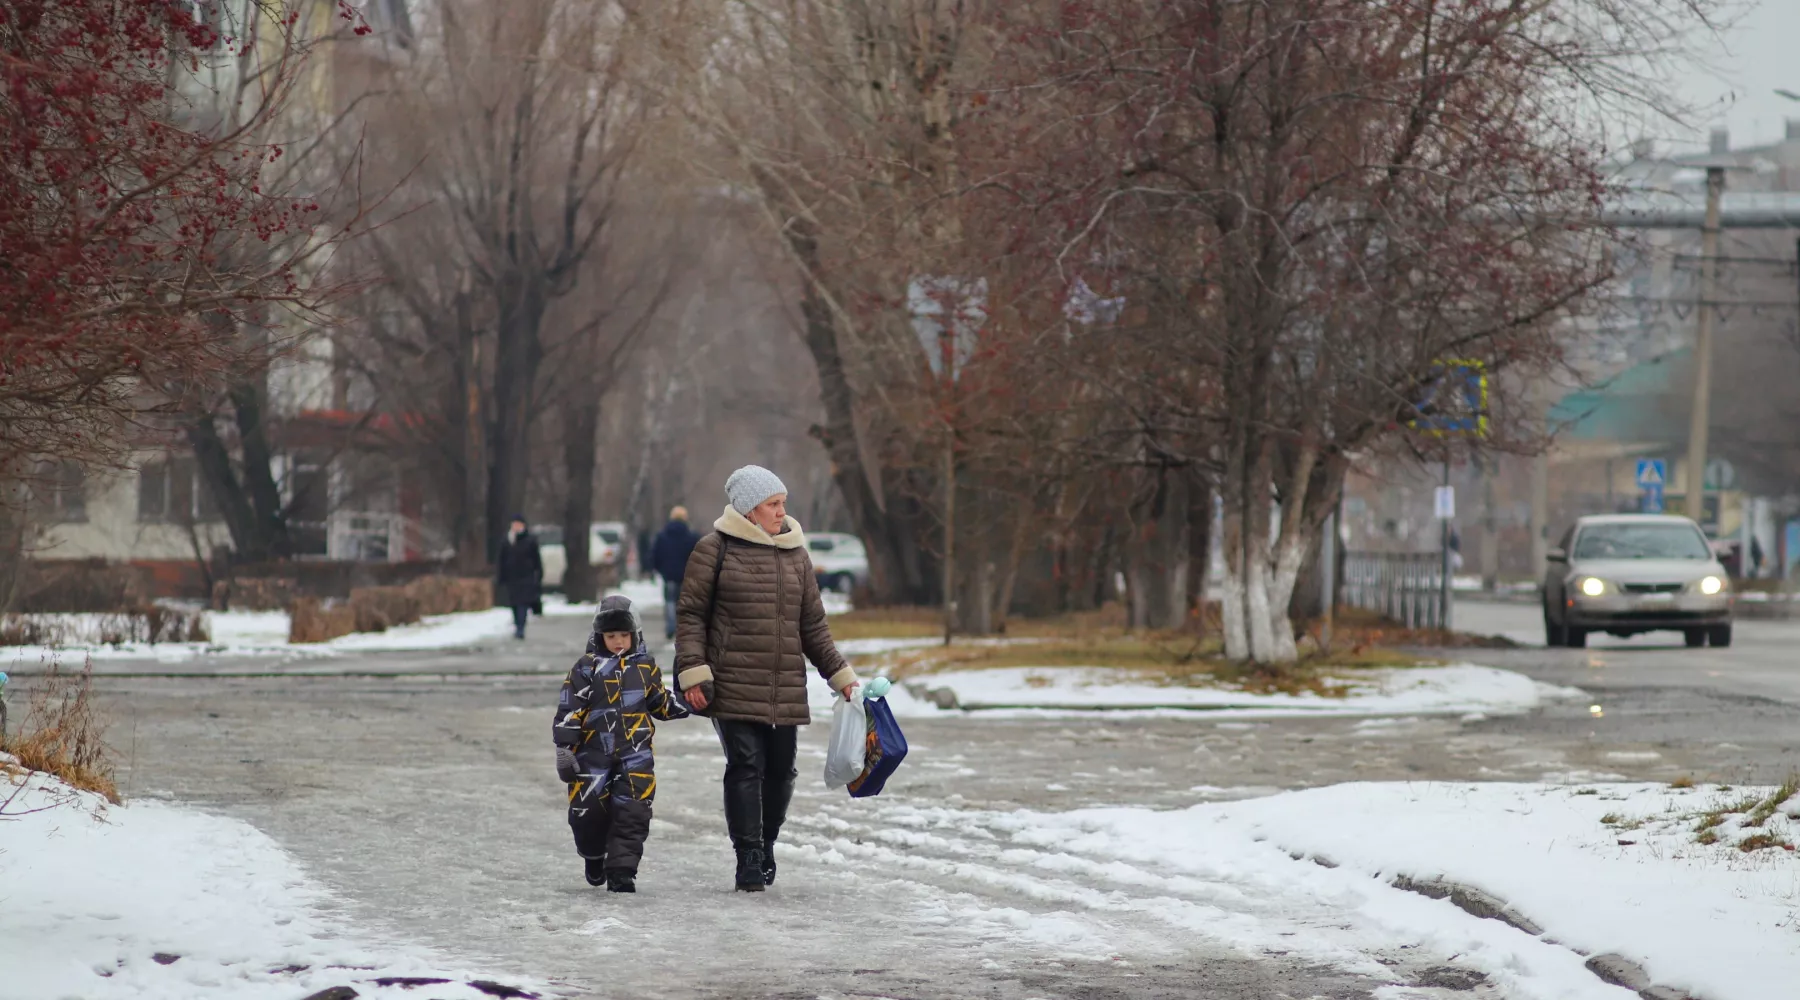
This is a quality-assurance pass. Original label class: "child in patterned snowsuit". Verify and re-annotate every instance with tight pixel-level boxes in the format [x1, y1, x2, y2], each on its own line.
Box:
[552, 595, 687, 892]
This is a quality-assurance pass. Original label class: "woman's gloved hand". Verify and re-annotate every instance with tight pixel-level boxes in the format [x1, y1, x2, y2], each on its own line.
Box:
[555, 746, 579, 783]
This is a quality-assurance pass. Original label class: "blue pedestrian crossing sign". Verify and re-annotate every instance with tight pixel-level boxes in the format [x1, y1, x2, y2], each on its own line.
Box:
[1635, 459, 1665, 489]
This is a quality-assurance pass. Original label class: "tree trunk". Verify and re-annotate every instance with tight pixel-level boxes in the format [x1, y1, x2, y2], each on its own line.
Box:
[454, 289, 487, 574]
[227, 378, 292, 558]
[188, 412, 266, 562]
[486, 287, 547, 561]
[992, 505, 1035, 633]
[561, 394, 600, 603]
[787, 219, 932, 605]
[1123, 467, 1189, 630]
[1187, 470, 1213, 621]
[1287, 523, 1324, 624]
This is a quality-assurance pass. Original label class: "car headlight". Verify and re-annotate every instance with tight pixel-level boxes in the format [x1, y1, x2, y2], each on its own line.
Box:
[1697, 575, 1724, 596]
[1578, 577, 1606, 597]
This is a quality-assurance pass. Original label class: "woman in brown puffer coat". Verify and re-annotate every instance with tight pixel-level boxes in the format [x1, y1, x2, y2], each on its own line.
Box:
[674, 464, 859, 892]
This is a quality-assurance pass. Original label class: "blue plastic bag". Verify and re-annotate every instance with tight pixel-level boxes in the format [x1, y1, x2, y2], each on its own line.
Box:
[846, 696, 907, 798]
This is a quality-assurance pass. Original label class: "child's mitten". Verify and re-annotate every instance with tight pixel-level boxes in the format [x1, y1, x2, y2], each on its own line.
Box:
[555, 746, 579, 783]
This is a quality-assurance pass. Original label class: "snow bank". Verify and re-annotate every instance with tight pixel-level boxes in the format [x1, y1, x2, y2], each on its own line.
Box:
[0, 769, 540, 1000]
[994, 783, 1799, 1000]
[891, 664, 1578, 718]
[1225, 782, 1800, 1000]
[1, 605, 520, 665]
[539, 578, 667, 619]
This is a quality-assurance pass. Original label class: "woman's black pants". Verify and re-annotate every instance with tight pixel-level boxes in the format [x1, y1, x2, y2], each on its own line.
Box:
[713, 720, 798, 852]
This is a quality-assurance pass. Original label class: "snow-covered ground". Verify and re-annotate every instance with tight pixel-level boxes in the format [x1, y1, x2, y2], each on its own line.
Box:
[884, 663, 1583, 718]
[0, 767, 543, 1000]
[0, 580, 671, 667]
[789, 781, 1800, 1000]
[963, 781, 1800, 1000]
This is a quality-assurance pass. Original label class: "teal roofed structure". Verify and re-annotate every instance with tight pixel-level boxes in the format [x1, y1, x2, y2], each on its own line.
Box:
[1550, 350, 1690, 443]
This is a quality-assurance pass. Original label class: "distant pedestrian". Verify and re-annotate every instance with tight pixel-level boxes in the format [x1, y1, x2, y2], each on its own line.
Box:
[553, 595, 687, 892]
[636, 529, 654, 582]
[650, 506, 701, 640]
[1751, 535, 1765, 578]
[675, 466, 858, 892]
[496, 515, 543, 640]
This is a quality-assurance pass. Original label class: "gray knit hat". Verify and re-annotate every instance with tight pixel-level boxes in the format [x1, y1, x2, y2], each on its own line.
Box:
[725, 465, 788, 515]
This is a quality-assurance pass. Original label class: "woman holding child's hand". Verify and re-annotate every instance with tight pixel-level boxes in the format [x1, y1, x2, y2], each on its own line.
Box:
[674, 465, 858, 892]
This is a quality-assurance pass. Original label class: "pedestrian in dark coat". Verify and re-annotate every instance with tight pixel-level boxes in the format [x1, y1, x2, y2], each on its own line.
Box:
[650, 506, 701, 639]
[675, 466, 858, 892]
[496, 515, 543, 640]
[553, 595, 687, 892]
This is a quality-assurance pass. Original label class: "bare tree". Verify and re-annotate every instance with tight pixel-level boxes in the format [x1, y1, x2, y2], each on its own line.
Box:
[992, 0, 1719, 665]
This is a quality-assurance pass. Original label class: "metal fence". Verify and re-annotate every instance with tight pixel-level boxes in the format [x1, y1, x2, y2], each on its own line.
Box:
[1342, 551, 1448, 630]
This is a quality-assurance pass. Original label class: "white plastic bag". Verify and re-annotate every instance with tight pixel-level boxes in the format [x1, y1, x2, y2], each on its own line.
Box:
[823, 694, 868, 788]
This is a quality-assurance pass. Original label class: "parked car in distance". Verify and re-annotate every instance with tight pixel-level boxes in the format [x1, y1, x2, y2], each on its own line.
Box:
[536, 521, 628, 591]
[1541, 513, 1731, 649]
[808, 532, 869, 593]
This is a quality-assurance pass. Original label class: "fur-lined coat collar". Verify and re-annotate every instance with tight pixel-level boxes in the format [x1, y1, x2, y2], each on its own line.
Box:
[715, 505, 807, 549]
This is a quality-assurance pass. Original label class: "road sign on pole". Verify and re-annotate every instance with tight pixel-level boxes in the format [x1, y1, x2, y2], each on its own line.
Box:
[1434, 486, 1456, 520]
[1410, 361, 1489, 437]
[1636, 459, 1667, 513]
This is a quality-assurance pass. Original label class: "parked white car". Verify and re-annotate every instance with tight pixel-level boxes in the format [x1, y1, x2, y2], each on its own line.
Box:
[537, 521, 628, 590]
[808, 532, 868, 593]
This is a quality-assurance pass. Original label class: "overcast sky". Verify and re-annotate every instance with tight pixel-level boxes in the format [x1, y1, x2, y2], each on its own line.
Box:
[1670, 1, 1800, 150]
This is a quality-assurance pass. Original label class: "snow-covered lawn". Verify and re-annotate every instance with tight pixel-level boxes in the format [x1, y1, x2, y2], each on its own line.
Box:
[0, 580, 675, 667]
[1007, 782, 1800, 1000]
[805, 782, 1797, 1000]
[0, 607, 521, 666]
[887, 663, 1581, 718]
[1215, 781, 1800, 1000]
[0, 768, 541, 1000]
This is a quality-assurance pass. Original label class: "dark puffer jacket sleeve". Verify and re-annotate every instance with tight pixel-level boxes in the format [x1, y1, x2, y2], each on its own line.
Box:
[673, 532, 722, 687]
[798, 555, 850, 687]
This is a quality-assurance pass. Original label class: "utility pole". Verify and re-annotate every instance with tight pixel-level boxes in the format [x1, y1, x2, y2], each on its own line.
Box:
[1683, 165, 1725, 524]
[939, 301, 957, 648]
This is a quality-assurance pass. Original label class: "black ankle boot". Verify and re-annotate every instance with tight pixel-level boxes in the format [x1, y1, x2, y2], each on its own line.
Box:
[584, 857, 607, 887]
[734, 847, 767, 892]
[606, 871, 636, 893]
[761, 841, 777, 886]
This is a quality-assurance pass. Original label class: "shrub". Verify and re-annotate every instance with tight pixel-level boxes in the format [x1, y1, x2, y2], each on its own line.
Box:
[0, 606, 209, 647]
[288, 597, 357, 644]
[348, 586, 421, 633]
[0, 665, 117, 803]
[404, 576, 492, 616]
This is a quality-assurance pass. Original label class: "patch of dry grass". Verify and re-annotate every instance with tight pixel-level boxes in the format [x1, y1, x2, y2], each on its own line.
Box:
[858, 629, 1431, 699]
[0, 664, 118, 804]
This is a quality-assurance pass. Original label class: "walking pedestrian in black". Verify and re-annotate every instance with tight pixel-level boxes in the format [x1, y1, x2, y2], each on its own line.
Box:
[497, 515, 543, 640]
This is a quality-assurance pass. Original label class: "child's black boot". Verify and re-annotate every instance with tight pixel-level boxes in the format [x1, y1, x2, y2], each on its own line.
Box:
[606, 871, 636, 893]
[761, 841, 777, 886]
[584, 856, 607, 887]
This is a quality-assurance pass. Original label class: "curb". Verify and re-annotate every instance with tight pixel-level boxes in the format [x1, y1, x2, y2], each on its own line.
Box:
[1362, 865, 1702, 1000]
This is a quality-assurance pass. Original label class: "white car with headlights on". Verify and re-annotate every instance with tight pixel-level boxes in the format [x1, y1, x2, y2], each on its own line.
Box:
[1542, 514, 1732, 648]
